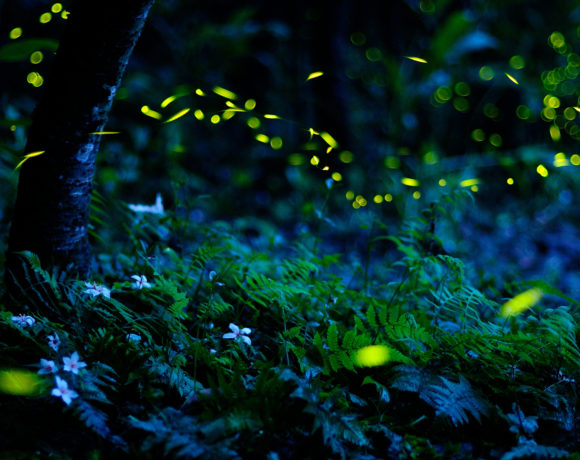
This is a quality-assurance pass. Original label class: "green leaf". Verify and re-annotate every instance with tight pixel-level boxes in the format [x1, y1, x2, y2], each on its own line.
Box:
[327, 323, 339, 352]
[366, 304, 377, 328]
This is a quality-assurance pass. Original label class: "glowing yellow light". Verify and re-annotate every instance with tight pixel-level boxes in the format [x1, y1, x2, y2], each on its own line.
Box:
[553, 152, 569, 167]
[30, 51, 43, 64]
[574, 107, 580, 113]
[15, 150, 45, 170]
[352, 201, 360, 209]
[550, 124, 561, 142]
[212, 86, 237, 100]
[509, 55, 525, 69]
[210, 114, 220, 124]
[326, 146, 333, 154]
[331, 172, 342, 181]
[346, 190, 355, 200]
[339, 151, 353, 163]
[10, 125, 16, 132]
[320, 132, 338, 148]
[51, 3, 63, 13]
[288, 153, 305, 165]
[308, 127, 319, 139]
[195, 88, 206, 96]
[140, 105, 162, 120]
[505, 73, 519, 85]
[244, 99, 256, 110]
[160, 96, 177, 108]
[384, 194, 393, 202]
[60, 10, 69, 19]
[542, 107, 556, 120]
[471, 185, 478, 192]
[253, 134, 269, 143]
[89, 131, 120, 135]
[310, 155, 320, 166]
[401, 177, 419, 187]
[507, 177, 514, 185]
[500, 288, 543, 318]
[438, 179, 447, 187]
[355, 345, 391, 367]
[460, 178, 480, 187]
[405, 56, 427, 64]
[479, 66, 494, 80]
[26, 72, 43, 87]
[472, 128, 486, 142]
[222, 109, 237, 120]
[548, 96, 560, 108]
[413, 191, 421, 199]
[489, 133, 503, 147]
[9, 28, 22, 39]
[0, 369, 44, 396]
[355, 195, 365, 204]
[373, 194, 384, 204]
[536, 164, 549, 177]
[549, 32, 565, 48]
[571, 154, 580, 165]
[270, 137, 283, 149]
[247, 117, 260, 129]
[563, 107, 576, 120]
[39, 12, 52, 23]
[194, 109, 204, 120]
[264, 114, 281, 120]
[164, 108, 190, 124]
[306, 71, 324, 81]
[322, 166, 329, 171]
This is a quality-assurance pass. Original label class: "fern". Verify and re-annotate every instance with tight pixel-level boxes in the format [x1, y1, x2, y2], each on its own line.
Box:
[501, 440, 569, 460]
[392, 365, 489, 426]
[129, 408, 239, 459]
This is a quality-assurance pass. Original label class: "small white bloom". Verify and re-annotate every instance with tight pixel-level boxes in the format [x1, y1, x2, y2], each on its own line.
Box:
[63, 352, 87, 375]
[131, 275, 152, 290]
[38, 358, 58, 375]
[223, 323, 252, 346]
[128, 193, 164, 215]
[11, 314, 35, 328]
[84, 282, 111, 299]
[51, 376, 78, 405]
[126, 333, 142, 344]
[47, 333, 60, 352]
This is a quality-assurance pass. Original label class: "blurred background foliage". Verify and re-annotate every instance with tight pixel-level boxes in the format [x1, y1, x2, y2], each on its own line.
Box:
[1, 0, 580, 295]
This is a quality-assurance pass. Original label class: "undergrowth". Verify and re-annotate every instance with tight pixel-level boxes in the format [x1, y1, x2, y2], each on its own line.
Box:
[0, 190, 578, 459]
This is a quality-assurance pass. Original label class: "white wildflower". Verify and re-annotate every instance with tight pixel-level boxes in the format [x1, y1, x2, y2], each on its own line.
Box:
[223, 323, 252, 346]
[128, 193, 164, 215]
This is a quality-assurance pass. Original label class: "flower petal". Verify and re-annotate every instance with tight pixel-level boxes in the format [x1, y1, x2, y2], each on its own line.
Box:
[223, 333, 236, 340]
[228, 323, 239, 334]
[240, 328, 251, 335]
[241, 335, 252, 346]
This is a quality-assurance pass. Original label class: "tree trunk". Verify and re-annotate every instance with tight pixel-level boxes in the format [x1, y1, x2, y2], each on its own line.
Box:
[6, 0, 155, 282]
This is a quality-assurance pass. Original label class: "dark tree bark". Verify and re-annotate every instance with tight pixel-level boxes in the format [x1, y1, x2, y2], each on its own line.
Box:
[6, 0, 155, 281]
